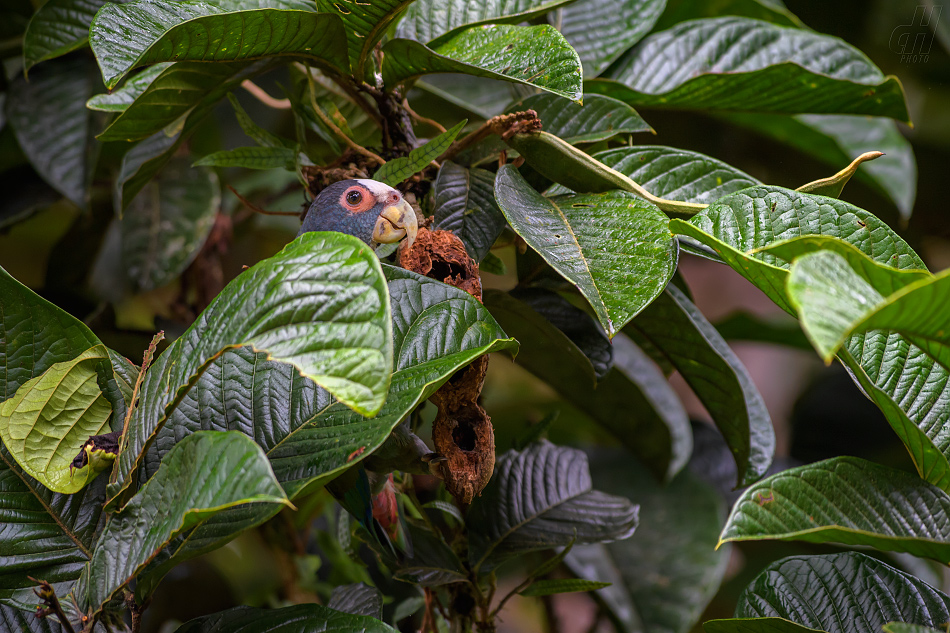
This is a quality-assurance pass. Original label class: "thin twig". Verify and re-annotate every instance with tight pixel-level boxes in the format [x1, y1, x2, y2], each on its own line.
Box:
[306, 72, 385, 166]
[228, 185, 301, 216]
[110, 332, 164, 485]
[29, 577, 75, 633]
[241, 80, 291, 110]
[402, 98, 447, 134]
[490, 575, 535, 620]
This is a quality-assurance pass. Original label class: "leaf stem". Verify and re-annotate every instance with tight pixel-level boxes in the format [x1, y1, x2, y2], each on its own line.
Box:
[306, 72, 385, 166]
[402, 98, 447, 134]
[111, 331, 164, 486]
[240, 80, 291, 110]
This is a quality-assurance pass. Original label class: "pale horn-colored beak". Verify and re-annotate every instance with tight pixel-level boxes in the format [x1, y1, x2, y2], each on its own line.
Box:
[372, 199, 418, 250]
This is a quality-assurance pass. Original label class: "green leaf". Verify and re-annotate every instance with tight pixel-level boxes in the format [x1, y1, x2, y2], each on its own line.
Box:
[504, 93, 653, 144]
[0, 346, 113, 494]
[1, 603, 76, 631]
[555, 0, 666, 77]
[494, 165, 677, 337]
[372, 119, 466, 186]
[5, 57, 95, 209]
[175, 604, 397, 632]
[485, 290, 692, 481]
[108, 232, 393, 506]
[0, 266, 102, 401]
[0, 449, 106, 611]
[520, 578, 612, 597]
[722, 113, 917, 219]
[327, 583, 383, 620]
[735, 552, 950, 630]
[396, 0, 576, 46]
[468, 441, 639, 572]
[121, 159, 220, 292]
[312, 0, 413, 79]
[655, 0, 805, 30]
[226, 92, 295, 149]
[883, 625, 946, 633]
[721, 456, 950, 564]
[565, 450, 729, 633]
[22, 0, 109, 71]
[789, 251, 950, 371]
[704, 618, 829, 633]
[194, 146, 297, 170]
[580, 146, 762, 204]
[86, 63, 173, 113]
[83, 431, 290, 615]
[382, 24, 584, 102]
[431, 161, 507, 262]
[628, 285, 774, 487]
[593, 17, 910, 121]
[89, 1, 349, 89]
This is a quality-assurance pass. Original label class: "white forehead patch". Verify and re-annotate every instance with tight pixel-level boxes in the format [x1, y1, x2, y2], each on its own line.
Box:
[356, 178, 397, 201]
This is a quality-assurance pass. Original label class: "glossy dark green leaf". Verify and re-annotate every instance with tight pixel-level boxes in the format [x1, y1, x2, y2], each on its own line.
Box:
[90, 0, 349, 89]
[382, 25, 583, 102]
[704, 618, 828, 633]
[396, 0, 575, 45]
[328, 583, 383, 620]
[175, 604, 397, 632]
[556, 0, 666, 77]
[109, 232, 393, 506]
[883, 624, 945, 633]
[736, 552, 950, 630]
[313, 0, 413, 78]
[505, 93, 653, 144]
[22, 0, 109, 71]
[484, 290, 692, 481]
[83, 431, 289, 615]
[0, 345, 113, 494]
[384, 523, 468, 587]
[656, 0, 804, 30]
[722, 113, 917, 219]
[0, 449, 106, 611]
[565, 450, 728, 633]
[520, 578, 612, 596]
[721, 457, 950, 563]
[373, 119, 466, 186]
[593, 17, 910, 121]
[121, 159, 220, 291]
[5, 57, 95, 209]
[468, 441, 639, 572]
[494, 164, 677, 337]
[432, 161, 507, 262]
[1, 603, 72, 632]
[86, 63, 172, 113]
[628, 285, 774, 486]
[194, 147, 297, 170]
[669, 186, 950, 492]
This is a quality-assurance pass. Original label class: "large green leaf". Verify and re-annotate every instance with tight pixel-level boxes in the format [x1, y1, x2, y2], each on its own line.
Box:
[788, 251, 950, 371]
[735, 552, 950, 630]
[431, 161, 507, 262]
[565, 450, 728, 633]
[721, 457, 950, 563]
[121, 158, 220, 292]
[175, 604, 397, 632]
[22, 0, 109, 71]
[1, 603, 73, 632]
[722, 113, 917, 219]
[89, 0, 348, 89]
[382, 24, 584, 102]
[5, 57, 95, 209]
[312, 0, 413, 78]
[655, 0, 804, 30]
[108, 232, 393, 506]
[467, 441, 639, 572]
[705, 619, 833, 633]
[0, 450, 107, 611]
[592, 17, 910, 121]
[194, 146, 297, 170]
[494, 164, 677, 337]
[396, 0, 575, 46]
[373, 119, 466, 186]
[130, 268, 515, 596]
[327, 583, 383, 619]
[628, 285, 774, 487]
[668, 187, 950, 492]
[504, 93, 653, 144]
[83, 431, 289, 614]
[556, 0, 666, 77]
[0, 346, 113, 494]
[86, 63, 173, 113]
[485, 289, 692, 483]
[0, 266, 101, 401]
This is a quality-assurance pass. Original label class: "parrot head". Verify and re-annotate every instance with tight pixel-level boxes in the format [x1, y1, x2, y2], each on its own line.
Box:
[298, 179, 418, 250]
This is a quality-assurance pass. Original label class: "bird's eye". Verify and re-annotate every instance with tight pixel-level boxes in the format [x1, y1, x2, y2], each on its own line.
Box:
[346, 190, 363, 206]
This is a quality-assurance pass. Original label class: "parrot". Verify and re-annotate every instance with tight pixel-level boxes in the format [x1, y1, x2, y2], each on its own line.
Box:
[298, 179, 418, 250]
